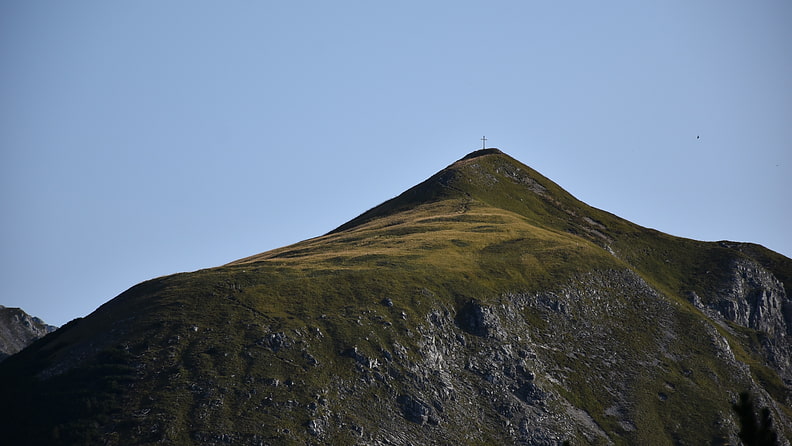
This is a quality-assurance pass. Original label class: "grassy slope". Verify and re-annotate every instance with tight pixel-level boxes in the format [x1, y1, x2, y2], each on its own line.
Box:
[1, 149, 789, 444]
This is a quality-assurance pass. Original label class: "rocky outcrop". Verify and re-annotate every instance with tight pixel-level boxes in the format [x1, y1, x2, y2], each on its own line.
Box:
[0, 306, 57, 361]
[714, 259, 790, 336]
[699, 259, 792, 382]
[454, 299, 505, 338]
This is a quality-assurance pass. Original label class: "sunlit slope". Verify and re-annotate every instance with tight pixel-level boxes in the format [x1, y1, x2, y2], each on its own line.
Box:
[232, 149, 626, 287]
[234, 148, 790, 305]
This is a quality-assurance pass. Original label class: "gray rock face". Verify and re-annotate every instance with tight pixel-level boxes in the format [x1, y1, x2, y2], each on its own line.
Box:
[715, 259, 790, 335]
[309, 268, 766, 445]
[703, 259, 792, 382]
[0, 305, 57, 361]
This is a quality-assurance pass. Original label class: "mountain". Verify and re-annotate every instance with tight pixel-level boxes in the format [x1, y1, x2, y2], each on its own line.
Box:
[0, 305, 57, 362]
[1, 148, 790, 445]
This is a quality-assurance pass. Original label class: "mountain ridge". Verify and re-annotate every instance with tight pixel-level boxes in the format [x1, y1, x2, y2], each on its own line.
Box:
[0, 148, 790, 445]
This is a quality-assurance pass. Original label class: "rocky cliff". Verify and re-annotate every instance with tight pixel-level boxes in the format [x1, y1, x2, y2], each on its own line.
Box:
[688, 255, 792, 384]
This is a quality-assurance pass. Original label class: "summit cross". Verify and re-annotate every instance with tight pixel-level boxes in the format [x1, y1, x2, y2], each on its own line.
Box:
[481, 136, 487, 149]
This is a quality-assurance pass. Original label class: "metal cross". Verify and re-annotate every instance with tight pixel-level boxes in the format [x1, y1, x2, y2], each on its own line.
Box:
[481, 136, 487, 149]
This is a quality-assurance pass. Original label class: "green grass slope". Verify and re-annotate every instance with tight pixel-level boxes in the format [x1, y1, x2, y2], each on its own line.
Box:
[1, 149, 789, 445]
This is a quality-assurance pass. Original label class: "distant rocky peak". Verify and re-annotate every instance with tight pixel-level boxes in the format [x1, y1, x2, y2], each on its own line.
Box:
[0, 306, 57, 361]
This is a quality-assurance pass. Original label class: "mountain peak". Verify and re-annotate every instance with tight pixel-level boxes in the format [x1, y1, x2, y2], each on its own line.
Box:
[2, 147, 791, 445]
[326, 147, 594, 239]
[458, 147, 504, 161]
[327, 148, 533, 233]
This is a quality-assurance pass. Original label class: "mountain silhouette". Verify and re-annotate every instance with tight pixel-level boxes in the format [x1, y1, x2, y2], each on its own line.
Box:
[1, 149, 789, 445]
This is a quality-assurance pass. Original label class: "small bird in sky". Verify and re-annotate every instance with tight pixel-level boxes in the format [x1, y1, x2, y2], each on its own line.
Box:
[696, 135, 700, 140]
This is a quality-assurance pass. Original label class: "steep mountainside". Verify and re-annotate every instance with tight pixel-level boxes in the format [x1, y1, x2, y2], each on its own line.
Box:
[0, 305, 57, 362]
[0, 149, 790, 445]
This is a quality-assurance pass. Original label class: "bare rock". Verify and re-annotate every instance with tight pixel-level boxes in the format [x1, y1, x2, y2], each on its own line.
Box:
[0, 305, 57, 361]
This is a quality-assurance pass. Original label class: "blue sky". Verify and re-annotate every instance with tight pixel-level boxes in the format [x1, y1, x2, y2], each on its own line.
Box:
[2, 1, 790, 327]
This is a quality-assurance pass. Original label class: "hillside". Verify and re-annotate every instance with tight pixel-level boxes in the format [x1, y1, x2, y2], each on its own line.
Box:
[0, 305, 57, 362]
[0, 149, 790, 445]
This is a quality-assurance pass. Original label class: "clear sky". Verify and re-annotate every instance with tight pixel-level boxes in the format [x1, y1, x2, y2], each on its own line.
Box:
[2, 1, 790, 327]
